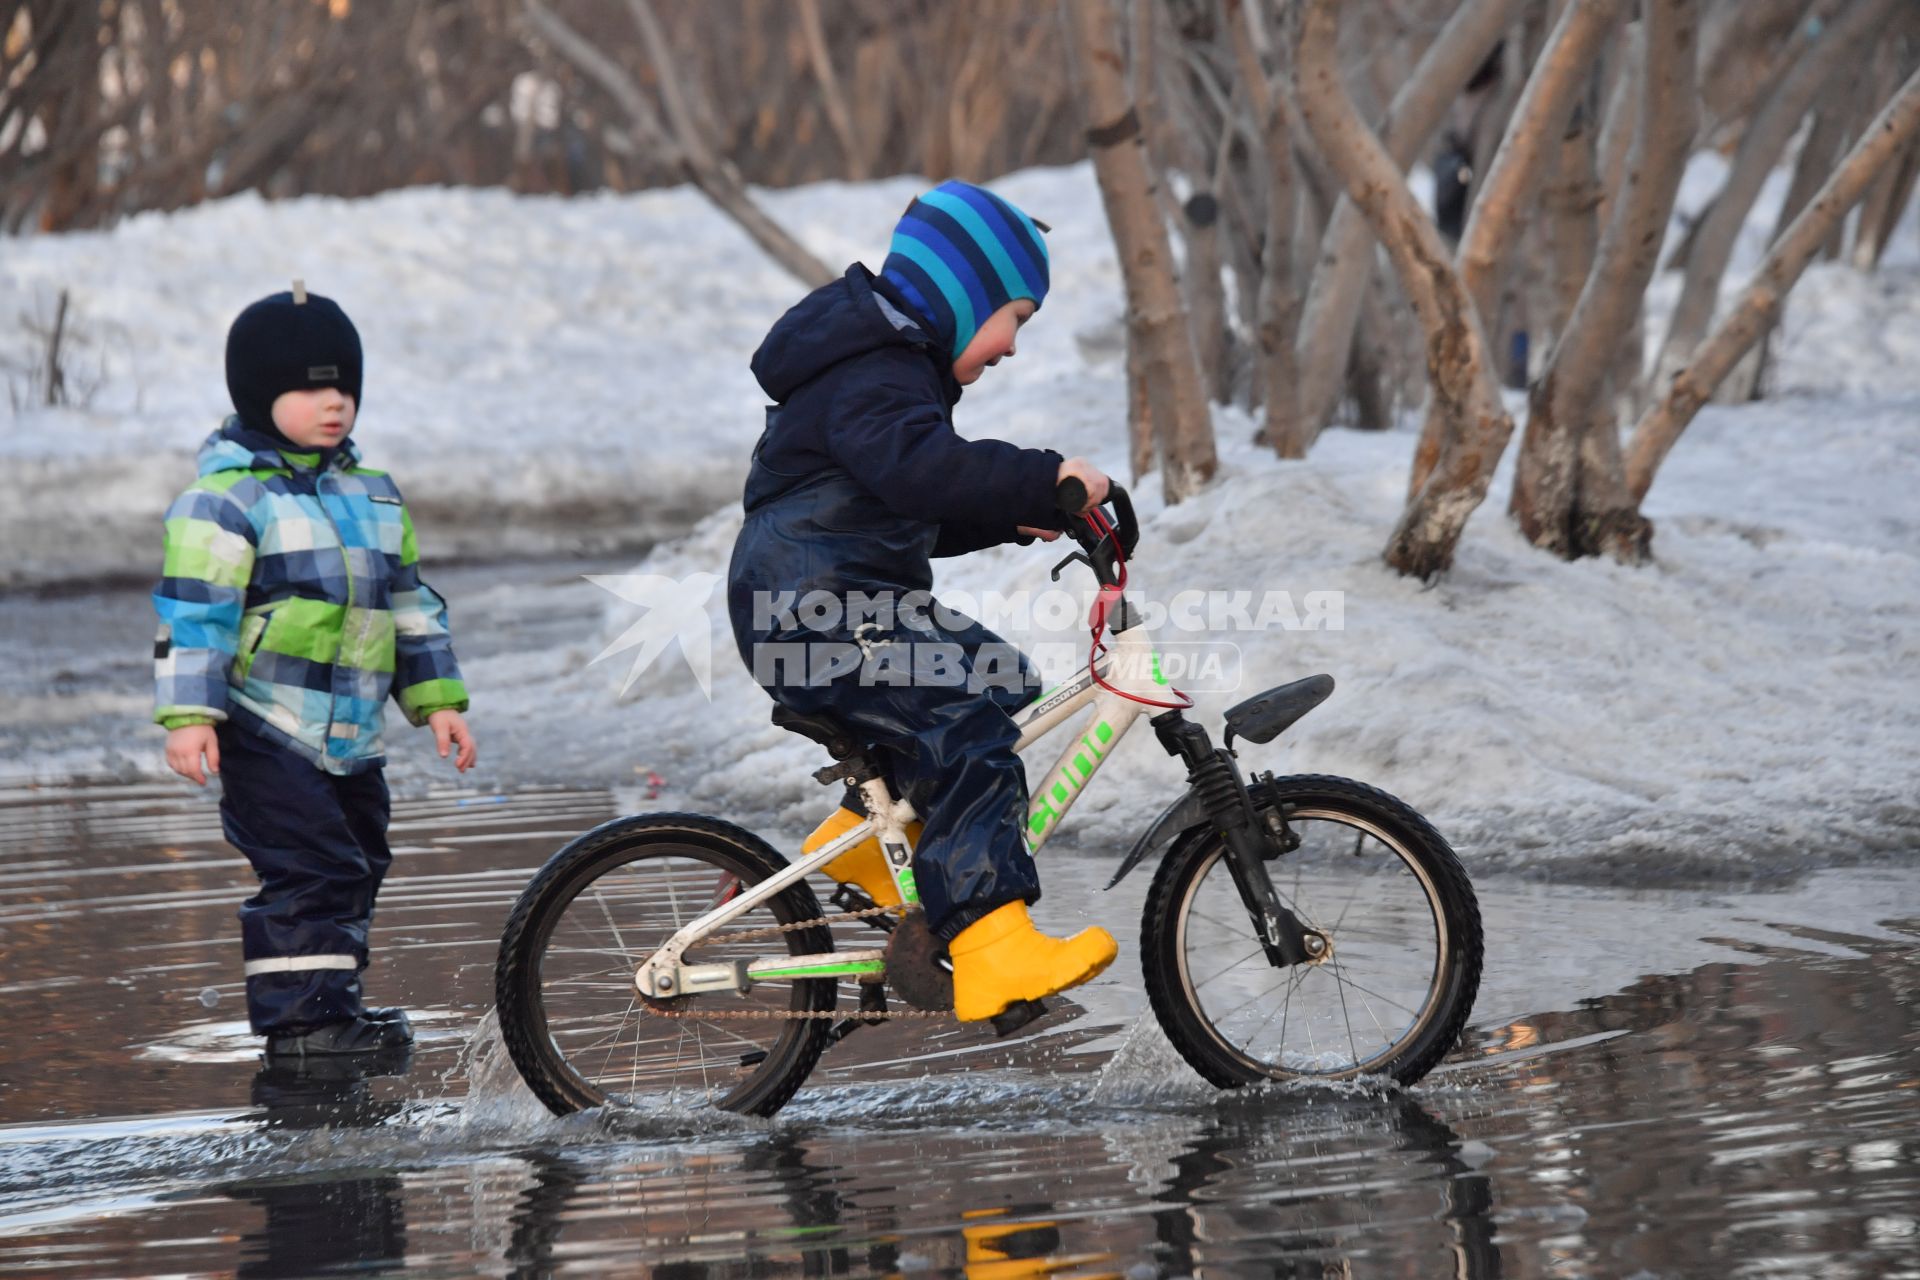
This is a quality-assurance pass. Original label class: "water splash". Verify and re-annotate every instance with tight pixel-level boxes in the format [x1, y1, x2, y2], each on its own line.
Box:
[440, 1008, 551, 1133]
[1084, 1017, 1214, 1109]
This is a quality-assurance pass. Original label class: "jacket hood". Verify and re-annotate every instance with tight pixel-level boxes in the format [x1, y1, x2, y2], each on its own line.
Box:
[751, 264, 959, 406]
[196, 415, 360, 477]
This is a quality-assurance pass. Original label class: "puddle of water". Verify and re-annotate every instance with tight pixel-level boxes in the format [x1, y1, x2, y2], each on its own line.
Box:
[0, 785, 1915, 1276]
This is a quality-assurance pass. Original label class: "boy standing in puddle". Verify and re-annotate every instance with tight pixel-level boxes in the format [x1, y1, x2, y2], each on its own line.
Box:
[153, 286, 475, 1058]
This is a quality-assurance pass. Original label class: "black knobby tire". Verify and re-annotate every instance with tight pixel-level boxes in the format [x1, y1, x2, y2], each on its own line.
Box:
[495, 812, 835, 1117]
[1141, 775, 1482, 1088]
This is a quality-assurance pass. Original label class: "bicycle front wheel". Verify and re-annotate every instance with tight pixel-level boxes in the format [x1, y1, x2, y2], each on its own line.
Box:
[495, 813, 836, 1117]
[1142, 775, 1481, 1088]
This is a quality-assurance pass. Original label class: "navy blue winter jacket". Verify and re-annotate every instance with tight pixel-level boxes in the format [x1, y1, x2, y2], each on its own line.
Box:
[728, 264, 1063, 648]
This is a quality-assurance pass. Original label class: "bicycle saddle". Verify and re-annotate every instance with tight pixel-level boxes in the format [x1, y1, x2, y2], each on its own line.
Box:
[1222, 674, 1335, 745]
[770, 705, 863, 760]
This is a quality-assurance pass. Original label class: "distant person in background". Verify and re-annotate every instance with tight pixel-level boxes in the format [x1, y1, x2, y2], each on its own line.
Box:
[1432, 42, 1506, 246]
[152, 286, 475, 1058]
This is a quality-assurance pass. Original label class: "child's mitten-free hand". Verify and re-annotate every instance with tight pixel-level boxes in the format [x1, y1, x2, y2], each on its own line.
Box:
[428, 709, 478, 772]
[1056, 457, 1111, 512]
[165, 725, 220, 787]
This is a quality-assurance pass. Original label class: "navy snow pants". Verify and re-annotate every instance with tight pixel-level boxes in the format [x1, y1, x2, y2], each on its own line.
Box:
[217, 723, 392, 1034]
[739, 606, 1041, 942]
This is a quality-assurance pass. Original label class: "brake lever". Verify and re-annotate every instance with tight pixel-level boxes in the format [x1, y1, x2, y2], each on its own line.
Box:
[1050, 550, 1093, 582]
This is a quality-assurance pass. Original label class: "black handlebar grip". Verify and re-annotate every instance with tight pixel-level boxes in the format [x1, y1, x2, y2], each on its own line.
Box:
[1055, 476, 1089, 513]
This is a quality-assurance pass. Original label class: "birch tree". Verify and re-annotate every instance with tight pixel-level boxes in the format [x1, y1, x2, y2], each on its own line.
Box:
[1295, 0, 1514, 578]
[1510, 0, 1699, 560]
[1062, 0, 1217, 504]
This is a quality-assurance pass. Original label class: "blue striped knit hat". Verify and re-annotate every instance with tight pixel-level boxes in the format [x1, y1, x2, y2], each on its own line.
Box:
[879, 180, 1051, 360]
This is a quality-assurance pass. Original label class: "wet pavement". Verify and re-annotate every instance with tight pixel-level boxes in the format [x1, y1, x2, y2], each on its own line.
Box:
[0, 782, 1916, 1277]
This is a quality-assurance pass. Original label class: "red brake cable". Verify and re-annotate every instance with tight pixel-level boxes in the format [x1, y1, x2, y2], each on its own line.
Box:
[1081, 507, 1193, 711]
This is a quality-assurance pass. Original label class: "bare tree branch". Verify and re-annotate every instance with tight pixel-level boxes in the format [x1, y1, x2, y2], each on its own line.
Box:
[1625, 61, 1920, 500]
[1653, 0, 1895, 389]
[795, 0, 865, 180]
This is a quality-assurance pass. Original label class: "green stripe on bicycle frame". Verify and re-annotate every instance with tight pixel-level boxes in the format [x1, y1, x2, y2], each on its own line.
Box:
[754, 959, 886, 980]
[1150, 650, 1170, 686]
[895, 865, 920, 904]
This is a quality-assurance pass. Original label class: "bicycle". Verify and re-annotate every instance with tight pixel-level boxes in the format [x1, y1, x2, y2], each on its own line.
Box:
[495, 482, 1483, 1117]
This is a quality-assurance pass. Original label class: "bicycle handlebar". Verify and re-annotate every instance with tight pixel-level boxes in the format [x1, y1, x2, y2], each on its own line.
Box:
[1051, 477, 1138, 586]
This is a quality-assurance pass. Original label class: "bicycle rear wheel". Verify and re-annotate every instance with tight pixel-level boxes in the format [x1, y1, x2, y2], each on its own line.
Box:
[1142, 775, 1481, 1088]
[495, 813, 836, 1117]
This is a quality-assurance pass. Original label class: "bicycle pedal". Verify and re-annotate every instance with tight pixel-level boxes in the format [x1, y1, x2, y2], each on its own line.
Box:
[988, 998, 1049, 1038]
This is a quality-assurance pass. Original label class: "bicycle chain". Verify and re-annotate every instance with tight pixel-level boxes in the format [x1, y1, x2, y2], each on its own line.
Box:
[719, 900, 903, 944]
[641, 902, 955, 1022]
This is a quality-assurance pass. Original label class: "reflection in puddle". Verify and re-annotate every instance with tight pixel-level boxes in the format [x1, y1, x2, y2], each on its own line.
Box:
[0, 784, 1915, 1276]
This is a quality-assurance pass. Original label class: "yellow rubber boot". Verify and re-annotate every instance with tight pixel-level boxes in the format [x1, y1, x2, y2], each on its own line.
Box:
[801, 806, 919, 908]
[948, 901, 1118, 1023]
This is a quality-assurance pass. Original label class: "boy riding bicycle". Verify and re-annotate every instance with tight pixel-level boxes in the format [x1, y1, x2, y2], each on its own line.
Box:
[726, 181, 1115, 1023]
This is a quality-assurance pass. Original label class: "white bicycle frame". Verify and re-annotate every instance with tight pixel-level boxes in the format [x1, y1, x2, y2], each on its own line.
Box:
[634, 618, 1173, 999]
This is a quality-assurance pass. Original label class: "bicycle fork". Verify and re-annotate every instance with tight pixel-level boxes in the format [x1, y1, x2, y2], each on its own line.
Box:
[1151, 711, 1324, 969]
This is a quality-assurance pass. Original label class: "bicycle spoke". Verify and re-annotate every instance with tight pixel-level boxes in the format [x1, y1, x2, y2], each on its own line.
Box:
[1208, 970, 1291, 1024]
[1193, 942, 1269, 991]
[1187, 906, 1259, 938]
[1331, 960, 1359, 1066]
[1319, 969, 1422, 1018]
[597, 995, 638, 1085]
[1335, 956, 1394, 1045]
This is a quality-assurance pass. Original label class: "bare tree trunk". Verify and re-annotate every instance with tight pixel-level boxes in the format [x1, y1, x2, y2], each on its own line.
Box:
[1853, 130, 1920, 267]
[1458, 0, 1630, 327]
[1227, 0, 1307, 456]
[1698, 0, 1838, 141]
[1513, 0, 1698, 561]
[795, 0, 866, 180]
[1409, 0, 1631, 494]
[1296, 0, 1515, 579]
[1293, 0, 1525, 445]
[1779, 93, 1860, 238]
[1653, 0, 1894, 391]
[1147, 0, 1235, 408]
[1064, 0, 1217, 503]
[1737, 81, 1857, 397]
[1626, 62, 1920, 501]
[1345, 301, 1398, 432]
[1127, 323, 1157, 483]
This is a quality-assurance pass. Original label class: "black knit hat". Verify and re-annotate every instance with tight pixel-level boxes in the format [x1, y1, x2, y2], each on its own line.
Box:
[225, 285, 363, 437]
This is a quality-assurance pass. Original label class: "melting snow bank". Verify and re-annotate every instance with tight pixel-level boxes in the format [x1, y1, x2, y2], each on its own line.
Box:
[460, 389, 1919, 886]
[0, 174, 953, 587]
[4, 160, 1915, 878]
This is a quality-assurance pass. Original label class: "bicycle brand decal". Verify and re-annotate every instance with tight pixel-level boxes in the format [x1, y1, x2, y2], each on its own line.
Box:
[1026, 718, 1118, 847]
[1023, 670, 1094, 723]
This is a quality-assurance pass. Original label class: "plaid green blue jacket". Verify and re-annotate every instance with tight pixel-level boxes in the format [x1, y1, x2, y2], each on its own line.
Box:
[152, 418, 468, 775]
